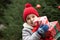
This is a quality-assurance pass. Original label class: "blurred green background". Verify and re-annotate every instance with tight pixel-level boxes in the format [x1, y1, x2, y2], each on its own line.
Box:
[0, 0, 60, 40]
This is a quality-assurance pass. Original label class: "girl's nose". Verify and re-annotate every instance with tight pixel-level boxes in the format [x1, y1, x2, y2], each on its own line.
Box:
[31, 18, 34, 21]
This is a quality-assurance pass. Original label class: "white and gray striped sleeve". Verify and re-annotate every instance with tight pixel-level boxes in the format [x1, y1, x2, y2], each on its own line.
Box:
[22, 28, 41, 40]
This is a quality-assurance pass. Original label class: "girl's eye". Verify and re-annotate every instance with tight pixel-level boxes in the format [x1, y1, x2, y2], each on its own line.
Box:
[32, 16, 35, 18]
[27, 18, 30, 20]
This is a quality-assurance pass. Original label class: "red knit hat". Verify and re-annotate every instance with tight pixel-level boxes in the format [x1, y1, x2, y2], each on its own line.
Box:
[23, 3, 39, 22]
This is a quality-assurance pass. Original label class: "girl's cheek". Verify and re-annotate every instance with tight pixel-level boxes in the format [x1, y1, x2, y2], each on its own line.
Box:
[27, 20, 31, 24]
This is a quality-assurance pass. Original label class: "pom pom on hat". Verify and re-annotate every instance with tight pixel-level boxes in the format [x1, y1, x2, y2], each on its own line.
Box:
[25, 3, 32, 8]
[23, 3, 39, 22]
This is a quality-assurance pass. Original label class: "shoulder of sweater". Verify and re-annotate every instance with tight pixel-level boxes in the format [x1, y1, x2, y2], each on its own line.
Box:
[23, 22, 33, 29]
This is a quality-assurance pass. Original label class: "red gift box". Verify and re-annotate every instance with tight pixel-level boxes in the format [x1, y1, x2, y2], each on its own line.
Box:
[48, 21, 60, 37]
[37, 16, 60, 37]
[40, 21, 60, 40]
[38, 16, 49, 24]
[33, 16, 50, 26]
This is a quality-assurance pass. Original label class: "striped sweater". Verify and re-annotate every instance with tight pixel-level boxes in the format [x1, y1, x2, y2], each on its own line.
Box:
[22, 23, 41, 40]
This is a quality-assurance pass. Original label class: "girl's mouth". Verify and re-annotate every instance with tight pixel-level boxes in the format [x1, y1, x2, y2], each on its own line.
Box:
[31, 22, 33, 24]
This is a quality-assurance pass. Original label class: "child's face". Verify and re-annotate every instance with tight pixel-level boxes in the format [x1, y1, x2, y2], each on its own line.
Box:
[26, 14, 38, 26]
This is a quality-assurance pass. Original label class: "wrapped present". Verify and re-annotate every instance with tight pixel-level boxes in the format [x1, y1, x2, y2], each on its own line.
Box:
[38, 16, 49, 24]
[40, 21, 60, 40]
[48, 21, 60, 37]
[37, 16, 60, 38]
[33, 16, 50, 26]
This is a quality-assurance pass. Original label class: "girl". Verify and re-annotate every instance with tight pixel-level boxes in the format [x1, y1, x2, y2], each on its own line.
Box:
[22, 3, 49, 40]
